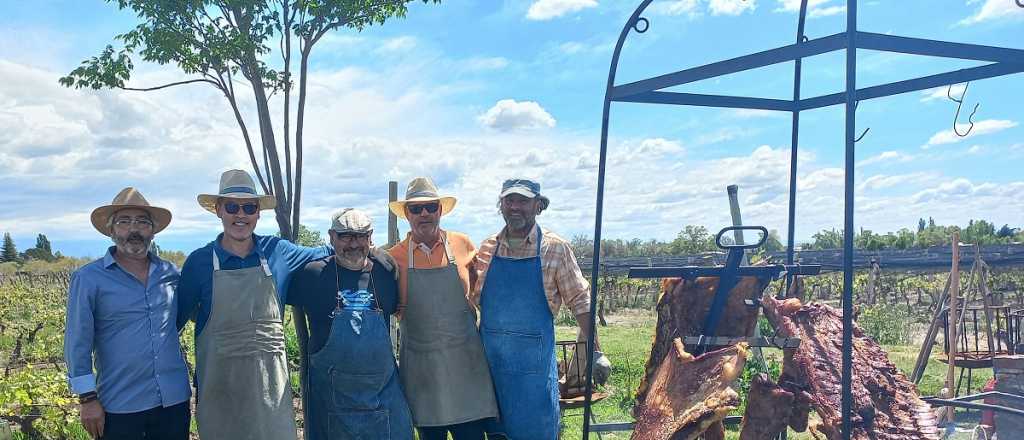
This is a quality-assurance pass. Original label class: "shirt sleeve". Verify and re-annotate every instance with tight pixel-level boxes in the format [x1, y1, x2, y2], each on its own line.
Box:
[277, 239, 333, 273]
[554, 243, 592, 316]
[64, 270, 97, 395]
[176, 254, 201, 331]
[285, 264, 311, 307]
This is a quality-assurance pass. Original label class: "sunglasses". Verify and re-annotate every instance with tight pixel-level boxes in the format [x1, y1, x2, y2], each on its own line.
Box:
[224, 201, 259, 215]
[407, 202, 440, 215]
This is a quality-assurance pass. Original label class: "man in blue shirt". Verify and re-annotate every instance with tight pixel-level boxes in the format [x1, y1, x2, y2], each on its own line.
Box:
[64, 188, 191, 440]
[176, 170, 329, 440]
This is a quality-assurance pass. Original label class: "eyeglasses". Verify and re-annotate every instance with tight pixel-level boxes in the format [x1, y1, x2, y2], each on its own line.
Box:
[407, 202, 439, 215]
[113, 217, 154, 229]
[224, 201, 259, 215]
[335, 233, 370, 244]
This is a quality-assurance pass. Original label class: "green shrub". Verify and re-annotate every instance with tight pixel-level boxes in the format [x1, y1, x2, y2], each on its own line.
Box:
[857, 304, 912, 345]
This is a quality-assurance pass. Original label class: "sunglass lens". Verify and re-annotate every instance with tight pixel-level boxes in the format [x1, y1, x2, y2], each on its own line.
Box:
[409, 203, 439, 215]
[225, 202, 239, 214]
[224, 202, 258, 215]
[242, 203, 258, 215]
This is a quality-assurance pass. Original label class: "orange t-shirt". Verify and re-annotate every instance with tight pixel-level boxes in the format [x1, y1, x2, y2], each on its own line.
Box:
[388, 230, 478, 318]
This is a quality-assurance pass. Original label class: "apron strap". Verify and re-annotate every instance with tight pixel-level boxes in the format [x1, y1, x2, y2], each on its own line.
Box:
[259, 256, 272, 277]
[408, 233, 455, 270]
[212, 248, 220, 271]
[534, 226, 543, 256]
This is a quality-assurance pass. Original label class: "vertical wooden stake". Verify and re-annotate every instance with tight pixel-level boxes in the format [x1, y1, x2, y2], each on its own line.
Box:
[941, 232, 961, 423]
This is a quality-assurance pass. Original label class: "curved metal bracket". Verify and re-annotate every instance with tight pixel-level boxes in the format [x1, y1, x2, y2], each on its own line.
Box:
[1018, 0, 1024, 8]
[853, 101, 869, 142]
[948, 82, 979, 137]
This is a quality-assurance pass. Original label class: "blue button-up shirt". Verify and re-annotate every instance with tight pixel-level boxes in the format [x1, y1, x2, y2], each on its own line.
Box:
[176, 233, 331, 335]
[64, 247, 191, 414]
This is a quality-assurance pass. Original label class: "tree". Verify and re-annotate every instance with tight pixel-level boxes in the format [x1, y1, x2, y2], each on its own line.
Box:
[23, 234, 56, 262]
[917, 218, 926, 234]
[997, 224, 1018, 239]
[810, 228, 843, 250]
[2, 233, 19, 263]
[291, 224, 326, 247]
[60, 0, 438, 240]
[668, 225, 716, 255]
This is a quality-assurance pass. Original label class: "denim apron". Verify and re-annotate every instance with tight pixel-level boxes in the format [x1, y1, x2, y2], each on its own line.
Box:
[399, 235, 498, 427]
[196, 249, 297, 440]
[306, 267, 413, 440]
[480, 228, 559, 440]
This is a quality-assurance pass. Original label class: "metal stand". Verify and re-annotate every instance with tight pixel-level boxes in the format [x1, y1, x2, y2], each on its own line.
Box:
[582, 1, 1024, 438]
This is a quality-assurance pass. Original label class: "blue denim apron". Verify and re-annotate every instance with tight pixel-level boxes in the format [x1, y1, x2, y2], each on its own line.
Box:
[480, 228, 559, 440]
[306, 267, 414, 440]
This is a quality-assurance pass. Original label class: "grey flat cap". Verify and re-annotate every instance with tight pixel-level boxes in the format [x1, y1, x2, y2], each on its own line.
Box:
[330, 208, 373, 234]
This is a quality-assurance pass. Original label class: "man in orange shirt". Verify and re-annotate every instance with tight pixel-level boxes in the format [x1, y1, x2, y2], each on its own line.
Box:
[388, 177, 498, 440]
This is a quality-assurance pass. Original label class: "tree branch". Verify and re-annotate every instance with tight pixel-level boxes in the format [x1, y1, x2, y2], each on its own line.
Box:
[310, 0, 409, 46]
[119, 78, 221, 91]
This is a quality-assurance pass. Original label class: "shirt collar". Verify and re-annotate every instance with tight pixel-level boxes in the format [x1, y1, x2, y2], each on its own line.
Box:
[406, 230, 446, 250]
[497, 223, 539, 250]
[102, 246, 161, 272]
[212, 232, 263, 261]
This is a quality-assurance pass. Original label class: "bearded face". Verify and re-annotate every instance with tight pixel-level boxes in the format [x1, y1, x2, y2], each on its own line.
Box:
[109, 208, 155, 257]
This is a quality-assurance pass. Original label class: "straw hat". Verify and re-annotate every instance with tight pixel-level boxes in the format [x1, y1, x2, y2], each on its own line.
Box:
[197, 169, 277, 214]
[388, 177, 457, 220]
[90, 187, 172, 236]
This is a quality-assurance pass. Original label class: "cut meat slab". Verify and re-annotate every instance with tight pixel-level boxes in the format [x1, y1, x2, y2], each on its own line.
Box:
[761, 296, 940, 440]
[738, 374, 794, 440]
[631, 340, 747, 440]
[636, 276, 770, 410]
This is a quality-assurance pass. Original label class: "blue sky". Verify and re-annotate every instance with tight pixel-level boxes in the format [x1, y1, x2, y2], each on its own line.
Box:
[1, 0, 1022, 258]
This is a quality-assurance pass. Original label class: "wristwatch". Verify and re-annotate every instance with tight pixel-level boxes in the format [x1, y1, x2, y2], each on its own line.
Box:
[78, 391, 98, 404]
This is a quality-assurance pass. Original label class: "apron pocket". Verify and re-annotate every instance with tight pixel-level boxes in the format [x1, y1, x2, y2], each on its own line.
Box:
[331, 370, 387, 410]
[483, 329, 544, 375]
[328, 409, 390, 440]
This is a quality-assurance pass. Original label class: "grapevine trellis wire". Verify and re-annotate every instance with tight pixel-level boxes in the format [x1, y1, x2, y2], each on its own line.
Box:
[580, 1, 1024, 439]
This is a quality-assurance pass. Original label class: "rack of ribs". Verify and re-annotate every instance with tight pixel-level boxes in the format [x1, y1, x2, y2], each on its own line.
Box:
[760, 295, 940, 440]
[739, 373, 795, 440]
[635, 276, 770, 410]
[631, 340, 748, 440]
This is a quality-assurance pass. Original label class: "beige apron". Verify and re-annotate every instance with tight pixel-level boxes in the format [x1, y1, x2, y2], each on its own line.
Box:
[196, 250, 297, 440]
[398, 236, 498, 427]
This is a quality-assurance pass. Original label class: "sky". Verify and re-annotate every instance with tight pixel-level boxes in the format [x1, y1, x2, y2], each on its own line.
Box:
[0, 0, 1022, 258]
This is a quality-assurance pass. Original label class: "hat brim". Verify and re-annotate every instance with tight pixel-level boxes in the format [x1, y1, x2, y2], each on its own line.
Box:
[500, 189, 549, 210]
[388, 196, 457, 220]
[90, 205, 172, 237]
[198, 193, 278, 215]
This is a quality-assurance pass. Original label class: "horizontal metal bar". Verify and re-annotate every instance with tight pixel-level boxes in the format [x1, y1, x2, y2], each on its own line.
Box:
[927, 391, 1024, 406]
[613, 91, 795, 111]
[590, 422, 634, 432]
[611, 32, 847, 98]
[799, 62, 1024, 110]
[857, 31, 1024, 64]
[921, 398, 1024, 418]
[681, 336, 802, 348]
[628, 264, 821, 280]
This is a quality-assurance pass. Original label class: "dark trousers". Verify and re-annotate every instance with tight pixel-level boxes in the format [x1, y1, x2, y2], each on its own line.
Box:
[101, 401, 190, 440]
[417, 418, 491, 440]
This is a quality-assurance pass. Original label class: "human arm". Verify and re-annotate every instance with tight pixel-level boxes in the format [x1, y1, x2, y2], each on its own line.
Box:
[63, 271, 105, 438]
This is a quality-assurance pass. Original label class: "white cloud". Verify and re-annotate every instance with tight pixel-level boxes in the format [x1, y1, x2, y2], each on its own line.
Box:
[648, 0, 701, 17]
[857, 172, 933, 192]
[709, 0, 756, 16]
[856, 150, 915, 167]
[729, 108, 787, 119]
[920, 84, 966, 103]
[377, 36, 417, 53]
[958, 0, 1024, 26]
[477, 99, 556, 131]
[526, 0, 598, 21]
[923, 119, 1018, 148]
[774, 0, 844, 19]
[461, 57, 510, 71]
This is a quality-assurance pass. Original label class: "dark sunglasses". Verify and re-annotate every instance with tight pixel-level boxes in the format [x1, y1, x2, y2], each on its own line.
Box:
[407, 202, 440, 215]
[224, 201, 259, 215]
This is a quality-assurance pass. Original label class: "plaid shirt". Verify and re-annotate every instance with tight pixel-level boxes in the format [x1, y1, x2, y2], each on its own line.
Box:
[473, 224, 591, 317]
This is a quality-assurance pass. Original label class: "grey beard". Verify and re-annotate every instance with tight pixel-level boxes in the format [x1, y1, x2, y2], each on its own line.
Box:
[112, 235, 151, 256]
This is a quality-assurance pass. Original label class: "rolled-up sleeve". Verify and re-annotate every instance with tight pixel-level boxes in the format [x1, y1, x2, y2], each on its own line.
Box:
[64, 271, 96, 394]
[555, 244, 592, 316]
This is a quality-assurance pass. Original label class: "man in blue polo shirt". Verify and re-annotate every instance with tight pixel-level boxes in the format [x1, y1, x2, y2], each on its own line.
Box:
[176, 169, 330, 440]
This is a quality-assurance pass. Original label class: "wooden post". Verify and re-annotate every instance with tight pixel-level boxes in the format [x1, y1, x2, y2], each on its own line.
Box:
[977, 249, 996, 358]
[911, 274, 952, 384]
[940, 232, 961, 423]
[388, 181, 399, 247]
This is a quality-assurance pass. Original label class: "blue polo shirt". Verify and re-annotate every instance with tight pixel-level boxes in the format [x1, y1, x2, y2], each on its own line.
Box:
[176, 233, 331, 334]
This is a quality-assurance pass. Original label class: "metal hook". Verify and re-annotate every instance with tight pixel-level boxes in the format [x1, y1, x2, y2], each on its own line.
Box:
[948, 82, 979, 137]
[1018, 0, 1024, 8]
[853, 101, 870, 143]
[633, 16, 649, 34]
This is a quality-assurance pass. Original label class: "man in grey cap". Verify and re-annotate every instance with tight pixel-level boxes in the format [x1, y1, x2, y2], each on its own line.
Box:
[286, 208, 412, 440]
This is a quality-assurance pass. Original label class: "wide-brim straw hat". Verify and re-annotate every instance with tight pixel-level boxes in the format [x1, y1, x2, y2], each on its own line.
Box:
[197, 169, 277, 214]
[90, 187, 172, 237]
[388, 177, 457, 220]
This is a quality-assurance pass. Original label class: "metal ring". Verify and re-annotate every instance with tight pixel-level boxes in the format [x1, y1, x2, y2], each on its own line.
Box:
[633, 17, 650, 34]
[1017, 0, 1024, 8]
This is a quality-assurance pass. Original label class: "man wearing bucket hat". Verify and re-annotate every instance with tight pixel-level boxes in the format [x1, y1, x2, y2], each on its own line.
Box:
[64, 188, 191, 440]
[388, 177, 498, 440]
[176, 169, 331, 440]
[285, 208, 412, 440]
[473, 178, 600, 440]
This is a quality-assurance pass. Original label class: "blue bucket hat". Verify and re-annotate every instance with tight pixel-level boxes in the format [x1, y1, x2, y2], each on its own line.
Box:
[500, 178, 550, 211]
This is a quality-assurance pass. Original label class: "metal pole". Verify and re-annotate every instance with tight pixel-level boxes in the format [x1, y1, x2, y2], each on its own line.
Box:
[583, 2, 656, 437]
[841, 1, 858, 439]
[785, 0, 810, 296]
